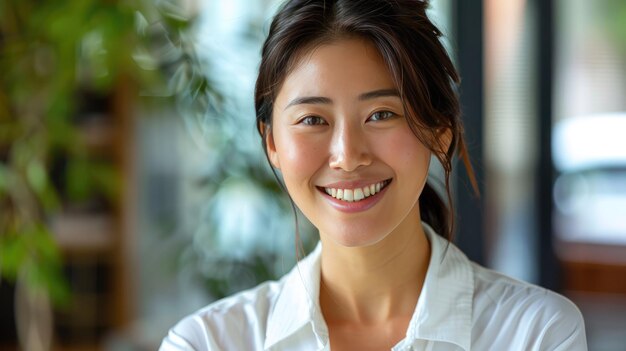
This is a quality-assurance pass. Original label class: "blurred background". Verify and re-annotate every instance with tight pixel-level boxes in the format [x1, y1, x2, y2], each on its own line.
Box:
[0, 0, 624, 350]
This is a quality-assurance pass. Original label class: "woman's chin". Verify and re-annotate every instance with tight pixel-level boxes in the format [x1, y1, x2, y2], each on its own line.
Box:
[320, 228, 390, 248]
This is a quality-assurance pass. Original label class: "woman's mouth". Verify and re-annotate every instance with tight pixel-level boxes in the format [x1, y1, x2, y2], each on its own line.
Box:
[318, 179, 392, 203]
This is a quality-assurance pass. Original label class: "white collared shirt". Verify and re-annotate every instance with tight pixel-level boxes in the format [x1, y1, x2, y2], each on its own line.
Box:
[159, 224, 587, 350]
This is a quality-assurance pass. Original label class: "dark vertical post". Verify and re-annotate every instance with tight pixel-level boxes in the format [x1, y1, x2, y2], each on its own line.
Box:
[452, 0, 485, 264]
[535, 0, 559, 290]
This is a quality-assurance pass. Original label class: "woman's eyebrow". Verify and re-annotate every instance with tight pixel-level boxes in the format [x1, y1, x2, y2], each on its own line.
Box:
[358, 88, 400, 101]
[284, 89, 400, 110]
[285, 96, 332, 110]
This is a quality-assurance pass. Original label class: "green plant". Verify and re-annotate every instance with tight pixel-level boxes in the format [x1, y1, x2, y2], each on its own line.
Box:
[0, 0, 209, 305]
[1, 0, 313, 322]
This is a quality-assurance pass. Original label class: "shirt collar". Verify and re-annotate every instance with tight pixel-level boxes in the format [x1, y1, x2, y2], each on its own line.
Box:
[264, 223, 474, 351]
[264, 243, 328, 350]
[405, 223, 474, 351]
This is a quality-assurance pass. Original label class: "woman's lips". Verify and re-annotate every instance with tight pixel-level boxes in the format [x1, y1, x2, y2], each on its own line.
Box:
[320, 179, 391, 202]
[316, 179, 392, 213]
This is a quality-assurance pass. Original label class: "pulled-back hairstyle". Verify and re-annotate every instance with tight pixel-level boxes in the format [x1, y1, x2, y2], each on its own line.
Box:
[255, 0, 477, 240]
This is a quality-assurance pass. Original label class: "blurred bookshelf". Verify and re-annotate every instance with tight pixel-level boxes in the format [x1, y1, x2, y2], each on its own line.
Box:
[0, 80, 135, 351]
[53, 80, 134, 350]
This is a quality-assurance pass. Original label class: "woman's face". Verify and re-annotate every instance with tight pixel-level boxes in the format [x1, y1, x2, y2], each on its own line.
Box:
[268, 38, 431, 247]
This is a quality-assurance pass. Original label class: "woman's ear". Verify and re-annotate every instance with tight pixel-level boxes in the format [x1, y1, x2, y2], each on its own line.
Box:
[263, 124, 280, 169]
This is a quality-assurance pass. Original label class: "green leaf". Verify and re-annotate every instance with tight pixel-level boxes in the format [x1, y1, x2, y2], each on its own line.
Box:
[0, 232, 28, 281]
[0, 164, 8, 196]
[35, 225, 70, 304]
[26, 159, 47, 194]
[135, 11, 149, 37]
[0, 221, 70, 305]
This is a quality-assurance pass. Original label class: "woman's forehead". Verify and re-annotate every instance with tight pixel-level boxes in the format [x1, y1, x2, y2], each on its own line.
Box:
[276, 38, 397, 104]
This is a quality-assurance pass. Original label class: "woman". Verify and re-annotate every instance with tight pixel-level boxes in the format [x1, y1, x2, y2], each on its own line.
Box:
[161, 0, 587, 350]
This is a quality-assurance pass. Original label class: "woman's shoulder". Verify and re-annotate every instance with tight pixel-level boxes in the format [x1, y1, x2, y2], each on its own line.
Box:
[469, 262, 587, 350]
[159, 278, 286, 351]
[160, 245, 323, 350]
[470, 262, 578, 313]
[196, 279, 284, 317]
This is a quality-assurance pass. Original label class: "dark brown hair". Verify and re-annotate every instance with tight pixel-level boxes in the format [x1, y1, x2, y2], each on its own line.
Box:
[255, 0, 477, 240]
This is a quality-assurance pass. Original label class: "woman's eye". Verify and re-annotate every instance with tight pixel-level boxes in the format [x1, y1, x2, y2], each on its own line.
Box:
[300, 116, 327, 125]
[368, 110, 396, 122]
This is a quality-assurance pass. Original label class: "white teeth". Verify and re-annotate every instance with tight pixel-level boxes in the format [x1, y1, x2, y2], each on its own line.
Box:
[343, 189, 354, 202]
[354, 188, 364, 201]
[323, 181, 388, 203]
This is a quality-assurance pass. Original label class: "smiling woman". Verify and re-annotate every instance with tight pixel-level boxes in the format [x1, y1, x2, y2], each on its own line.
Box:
[160, 0, 587, 350]
[268, 39, 432, 249]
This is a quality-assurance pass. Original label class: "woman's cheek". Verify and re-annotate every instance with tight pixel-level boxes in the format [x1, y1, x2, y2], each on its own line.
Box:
[281, 134, 325, 178]
[386, 131, 429, 165]
[288, 140, 313, 162]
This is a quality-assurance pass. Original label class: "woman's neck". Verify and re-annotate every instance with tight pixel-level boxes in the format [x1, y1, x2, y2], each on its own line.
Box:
[318, 218, 431, 324]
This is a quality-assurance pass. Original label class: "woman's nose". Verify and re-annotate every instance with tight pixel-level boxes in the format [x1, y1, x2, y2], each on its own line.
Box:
[328, 124, 372, 172]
